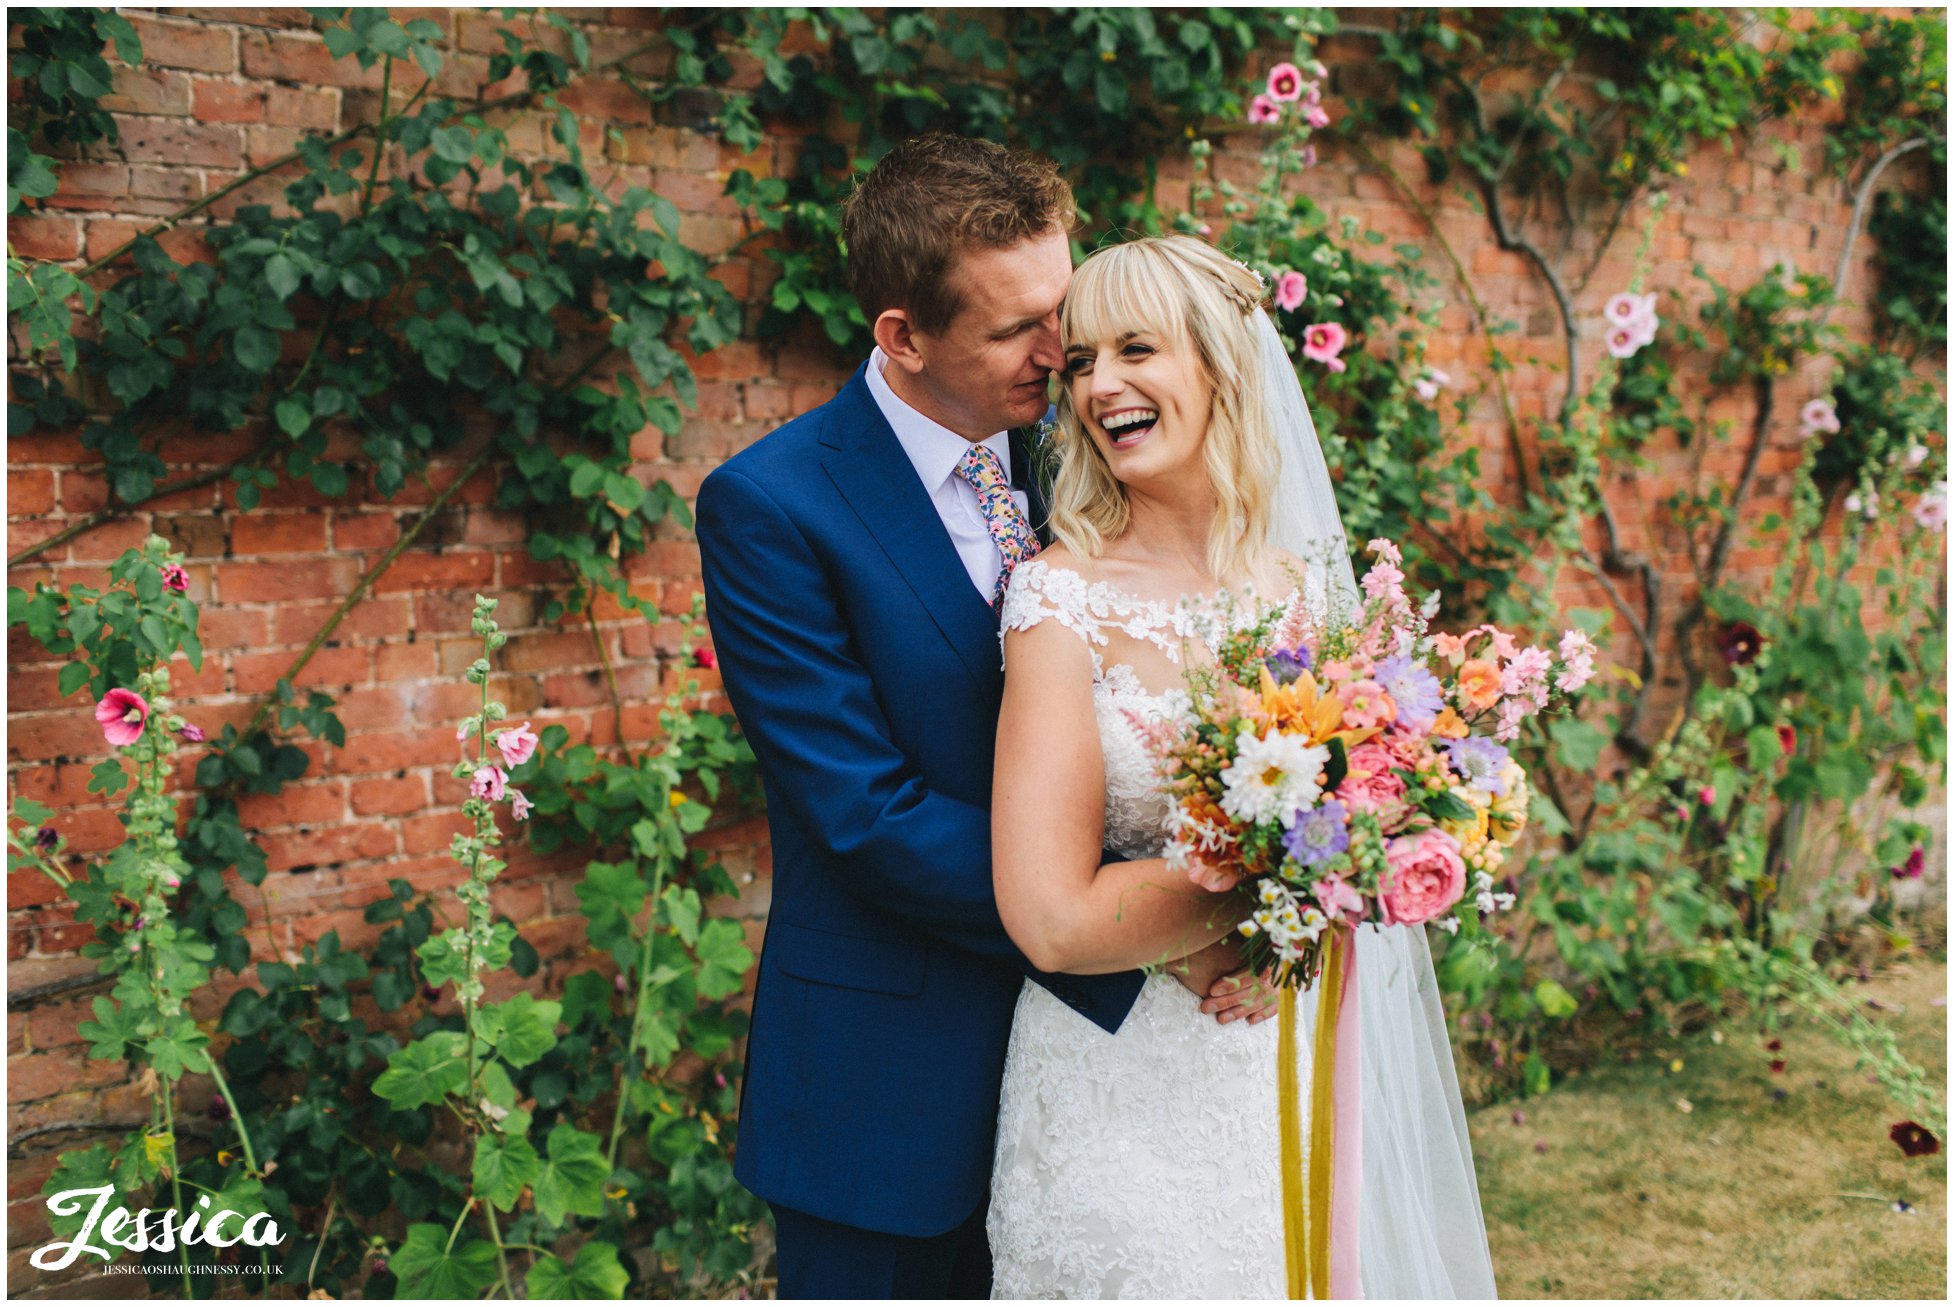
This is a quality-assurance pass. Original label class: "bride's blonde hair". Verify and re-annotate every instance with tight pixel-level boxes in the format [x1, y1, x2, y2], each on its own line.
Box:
[1047, 234, 1280, 584]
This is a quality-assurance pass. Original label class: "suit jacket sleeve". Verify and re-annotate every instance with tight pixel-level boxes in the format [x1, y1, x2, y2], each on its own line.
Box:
[697, 464, 1144, 1013]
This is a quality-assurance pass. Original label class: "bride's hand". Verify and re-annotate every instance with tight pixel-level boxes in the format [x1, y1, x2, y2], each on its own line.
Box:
[1169, 937, 1277, 1025]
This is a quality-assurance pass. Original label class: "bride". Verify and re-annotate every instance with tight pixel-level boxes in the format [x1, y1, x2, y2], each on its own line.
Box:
[986, 234, 1499, 1299]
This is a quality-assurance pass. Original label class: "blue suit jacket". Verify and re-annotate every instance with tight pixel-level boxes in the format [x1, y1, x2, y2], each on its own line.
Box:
[696, 364, 1147, 1238]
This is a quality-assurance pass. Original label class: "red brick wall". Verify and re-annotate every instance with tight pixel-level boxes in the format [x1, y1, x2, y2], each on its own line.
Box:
[5, 7, 1941, 1278]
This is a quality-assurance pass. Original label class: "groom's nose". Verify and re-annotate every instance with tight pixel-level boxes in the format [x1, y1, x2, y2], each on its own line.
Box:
[1027, 312, 1063, 374]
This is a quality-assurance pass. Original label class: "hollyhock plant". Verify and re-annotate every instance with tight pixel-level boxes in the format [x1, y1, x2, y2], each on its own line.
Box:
[1912, 481, 1946, 531]
[1890, 1121, 1940, 1158]
[470, 763, 508, 802]
[1799, 397, 1841, 438]
[95, 688, 150, 747]
[1301, 322, 1348, 372]
[1248, 93, 1281, 124]
[1266, 62, 1304, 102]
[1274, 270, 1308, 312]
[494, 721, 539, 768]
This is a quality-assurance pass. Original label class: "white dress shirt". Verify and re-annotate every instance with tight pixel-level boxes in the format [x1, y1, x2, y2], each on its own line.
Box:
[865, 347, 1032, 600]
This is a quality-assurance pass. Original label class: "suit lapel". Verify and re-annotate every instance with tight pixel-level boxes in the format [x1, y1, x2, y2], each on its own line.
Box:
[820, 368, 999, 687]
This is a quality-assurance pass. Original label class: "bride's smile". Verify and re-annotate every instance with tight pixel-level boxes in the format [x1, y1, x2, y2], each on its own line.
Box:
[1065, 329, 1213, 489]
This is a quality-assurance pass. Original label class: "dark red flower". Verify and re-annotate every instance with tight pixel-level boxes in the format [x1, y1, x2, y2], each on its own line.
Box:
[1769, 1059, 1787, 1074]
[1765, 1038, 1782, 1052]
[1718, 621, 1765, 666]
[1776, 723, 1797, 756]
[1891, 847, 1925, 880]
[34, 825, 57, 853]
[692, 647, 717, 671]
[1890, 1121, 1940, 1157]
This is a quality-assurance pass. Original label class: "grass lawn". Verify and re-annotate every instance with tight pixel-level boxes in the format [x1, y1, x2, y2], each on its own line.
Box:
[1469, 956, 1948, 1299]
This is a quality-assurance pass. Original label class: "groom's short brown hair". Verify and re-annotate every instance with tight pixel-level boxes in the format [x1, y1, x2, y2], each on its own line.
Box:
[843, 133, 1075, 336]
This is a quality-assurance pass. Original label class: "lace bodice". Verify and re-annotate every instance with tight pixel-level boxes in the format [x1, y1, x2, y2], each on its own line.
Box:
[998, 559, 1280, 858]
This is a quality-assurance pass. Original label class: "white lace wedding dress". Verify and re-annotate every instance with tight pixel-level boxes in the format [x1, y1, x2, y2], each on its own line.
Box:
[987, 560, 1498, 1301]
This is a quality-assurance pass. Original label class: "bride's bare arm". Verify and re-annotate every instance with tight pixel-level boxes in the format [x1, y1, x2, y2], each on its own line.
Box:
[993, 619, 1241, 975]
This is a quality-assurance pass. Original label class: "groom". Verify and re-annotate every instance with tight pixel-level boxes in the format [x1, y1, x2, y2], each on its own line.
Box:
[697, 134, 1258, 1300]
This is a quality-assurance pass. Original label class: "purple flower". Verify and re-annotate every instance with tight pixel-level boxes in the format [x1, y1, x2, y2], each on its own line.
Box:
[1266, 645, 1312, 684]
[1282, 798, 1351, 867]
[34, 826, 57, 853]
[1443, 737, 1511, 794]
[1373, 654, 1445, 727]
[178, 722, 205, 743]
[1719, 620, 1764, 666]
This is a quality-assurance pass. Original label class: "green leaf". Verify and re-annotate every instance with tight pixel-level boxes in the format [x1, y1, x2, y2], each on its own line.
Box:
[1523, 1051, 1551, 1096]
[275, 396, 311, 437]
[530, 1123, 608, 1226]
[1548, 716, 1608, 773]
[1533, 978, 1578, 1019]
[371, 1031, 470, 1108]
[476, 993, 561, 1068]
[560, 969, 613, 1029]
[528, 1240, 630, 1299]
[694, 917, 754, 1001]
[264, 252, 301, 300]
[390, 1223, 499, 1299]
[233, 325, 280, 372]
[471, 1130, 540, 1212]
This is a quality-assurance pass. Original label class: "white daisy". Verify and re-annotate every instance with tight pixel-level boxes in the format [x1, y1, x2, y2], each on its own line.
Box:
[1219, 729, 1330, 827]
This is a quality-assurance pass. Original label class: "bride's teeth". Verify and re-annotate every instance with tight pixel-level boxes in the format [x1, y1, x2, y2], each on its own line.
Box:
[1102, 410, 1159, 438]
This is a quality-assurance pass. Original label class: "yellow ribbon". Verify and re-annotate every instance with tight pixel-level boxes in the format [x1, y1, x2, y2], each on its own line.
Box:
[1277, 929, 1348, 1300]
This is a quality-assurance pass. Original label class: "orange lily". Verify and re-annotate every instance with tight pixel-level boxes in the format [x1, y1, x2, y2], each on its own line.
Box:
[1259, 664, 1381, 753]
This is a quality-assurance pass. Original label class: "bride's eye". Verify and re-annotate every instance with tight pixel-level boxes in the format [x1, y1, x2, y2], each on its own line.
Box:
[1063, 355, 1094, 376]
[1121, 343, 1155, 360]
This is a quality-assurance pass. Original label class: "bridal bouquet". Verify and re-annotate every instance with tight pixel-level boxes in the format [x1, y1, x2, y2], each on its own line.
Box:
[1146, 537, 1597, 983]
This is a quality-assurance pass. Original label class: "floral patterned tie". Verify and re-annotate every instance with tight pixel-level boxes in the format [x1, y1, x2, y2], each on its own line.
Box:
[954, 443, 1041, 608]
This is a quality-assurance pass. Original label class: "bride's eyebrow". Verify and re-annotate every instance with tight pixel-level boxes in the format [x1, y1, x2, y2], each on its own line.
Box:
[1064, 330, 1146, 354]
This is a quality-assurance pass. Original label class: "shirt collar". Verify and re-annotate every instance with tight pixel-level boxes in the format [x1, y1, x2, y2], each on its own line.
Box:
[867, 347, 1013, 492]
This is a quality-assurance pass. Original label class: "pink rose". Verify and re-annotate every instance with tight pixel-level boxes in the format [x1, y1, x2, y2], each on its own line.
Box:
[470, 764, 508, 802]
[494, 721, 539, 768]
[1337, 742, 1409, 817]
[95, 689, 150, 747]
[1380, 828, 1467, 926]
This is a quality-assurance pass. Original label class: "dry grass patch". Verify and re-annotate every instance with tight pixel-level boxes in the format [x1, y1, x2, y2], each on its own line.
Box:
[1470, 956, 1947, 1299]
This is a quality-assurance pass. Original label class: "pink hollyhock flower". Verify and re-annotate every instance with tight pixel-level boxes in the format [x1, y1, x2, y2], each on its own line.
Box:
[1267, 62, 1304, 102]
[1274, 270, 1308, 312]
[1912, 482, 1946, 530]
[1606, 324, 1644, 359]
[1314, 873, 1366, 921]
[1303, 101, 1331, 129]
[95, 689, 150, 747]
[1338, 742, 1409, 817]
[1380, 828, 1467, 925]
[1298, 143, 1318, 169]
[493, 721, 539, 768]
[1248, 93, 1281, 124]
[1891, 846, 1924, 880]
[1799, 397, 1840, 438]
[470, 764, 508, 802]
[1844, 489, 1879, 519]
[159, 563, 189, 593]
[1698, 785, 1716, 806]
[1306, 59, 1328, 78]
[1342, 680, 1397, 732]
[178, 722, 206, 743]
[456, 720, 474, 744]
[1301, 322, 1348, 370]
[1604, 292, 1644, 326]
[510, 789, 533, 822]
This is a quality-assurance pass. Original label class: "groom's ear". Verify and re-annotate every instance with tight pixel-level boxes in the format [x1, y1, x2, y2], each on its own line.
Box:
[873, 307, 927, 375]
